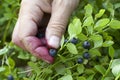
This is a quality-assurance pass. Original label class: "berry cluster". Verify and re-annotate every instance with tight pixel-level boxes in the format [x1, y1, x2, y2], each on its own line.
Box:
[77, 41, 91, 64]
[42, 36, 91, 64]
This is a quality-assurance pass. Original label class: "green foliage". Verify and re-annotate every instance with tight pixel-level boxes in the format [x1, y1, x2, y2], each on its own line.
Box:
[1, 0, 120, 80]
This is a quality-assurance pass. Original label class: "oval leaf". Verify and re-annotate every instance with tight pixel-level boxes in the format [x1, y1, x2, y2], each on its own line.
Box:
[94, 18, 110, 30]
[94, 65, 106, 75]
[112, 65, 120, 77]
[67, 43, 78, 54]
[109, 19, 120, 29]
[58, 75, 73, 80]
[90, 35, 103, 48]
[109, 46, 115, 59]
[102, 40, 114, 47]
[95, 9, 105, 19]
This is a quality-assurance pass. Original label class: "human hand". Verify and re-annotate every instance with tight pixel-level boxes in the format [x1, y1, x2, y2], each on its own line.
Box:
[12, 0, 79, 63]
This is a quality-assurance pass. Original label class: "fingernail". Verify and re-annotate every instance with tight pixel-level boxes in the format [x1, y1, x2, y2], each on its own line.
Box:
[48, 36, 60, 48]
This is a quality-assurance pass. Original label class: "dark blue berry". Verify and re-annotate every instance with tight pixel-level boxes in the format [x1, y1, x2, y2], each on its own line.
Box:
[7, 75, 14, 80]
[0, 60, 2, 66]
[49, 49, 57, 57]
[77, 58, 83, 64]
[70, 37, 78, 44]
[83, 41, 90, 49]
[64, 39, 68, 43]
[36, 33, 44, 38]
[83, 52, 90, 59]
[95, 56, 100, 62]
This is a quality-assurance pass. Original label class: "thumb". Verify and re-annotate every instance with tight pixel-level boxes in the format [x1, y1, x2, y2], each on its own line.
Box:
[46, 0, 79, 48]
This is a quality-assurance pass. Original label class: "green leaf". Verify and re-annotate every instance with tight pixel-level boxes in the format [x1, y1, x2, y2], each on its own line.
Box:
[83, 16, 94, 27]
[66, 43, 78, 54]
[72, 18, 82, 35]
[90, 35, 103, 48]
[111, 60, 120, 78]
[28, 62, 41, 75]
[94, 65, 106, 75]
[0, 67, 5, 72]
[87, 74, 95, 80]
[0, 46, 9, 55]
[104, 77, 114, 80]
[43, 68, 52, 74]
[85, 69, 95, 74]
[68, 18, 82, 38]
[84, 4, 93, 17]
[6, 58, 15, 69]
[68, 23, 75, 38]
[58, 75, 73, 80]
[18, 52, 30, 60]
[55, 64, 66, 75]
[112, 65, 120, 77]
[109, 19, 120, 29]
[89, 49, 101, 57]
[95, 9, 105, 19]
[94, 18, 110, 30]
[102, 40, 114, 47]
[77, 64, 85, 74]
[60, 35, 65, 48]
[77, 33, 87, 41]
[77, 76, 86, 80]
[114, 3, 120, 9]
[109, 46, 115, 59]
[111, 59, 120, 69]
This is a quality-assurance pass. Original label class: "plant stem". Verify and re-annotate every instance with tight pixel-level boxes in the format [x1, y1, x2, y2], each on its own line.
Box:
[3, 20, 11, 44]
[101, 60, 113, 80]
[17, 69, 33, 74]
[115, 73, 120, 80]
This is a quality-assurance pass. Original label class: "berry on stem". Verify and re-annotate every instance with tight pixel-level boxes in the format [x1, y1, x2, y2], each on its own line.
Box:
[7, 75, 14, 80]
[83, 41, 90, 49]
[77, 58, 83, 64]
[49, 49, 57, 57]
[64, 39, 68, 43]
[83, 52, 90, 59]
[70, 37, 78, 44]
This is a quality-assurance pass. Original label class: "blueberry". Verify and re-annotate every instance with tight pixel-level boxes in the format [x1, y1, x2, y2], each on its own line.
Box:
[83, 41, 90, 49]
[70, 37, 78, 44]
[64, 39, 68, 43]
[77, 58, 83, 64]
[95, 56, 100, 62]
[83, 52, 90, 59]
[0, 60, 2, 66]
[49, 49, 57, 57]
[36, 33, 44, 38]
[7, 75, 14, 80]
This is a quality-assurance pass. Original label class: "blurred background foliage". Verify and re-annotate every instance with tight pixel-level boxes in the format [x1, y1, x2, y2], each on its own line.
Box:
[0, 0, 120, 80]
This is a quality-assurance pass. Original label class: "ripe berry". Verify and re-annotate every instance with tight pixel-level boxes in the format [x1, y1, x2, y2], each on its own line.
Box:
[77, 58, 83, 64]
[83, 52, 90, 59]
[70, 37, 78, 44]
[64, 39, 68, 43]
[7, 75, 14, 80]
[49, 49, 57, 57]
[36, 33, 44, 38]
[83, 41, 90, 49]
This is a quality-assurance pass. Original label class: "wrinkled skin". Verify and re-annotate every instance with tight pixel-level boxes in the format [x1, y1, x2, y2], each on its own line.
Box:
[12, 0, 79, 63]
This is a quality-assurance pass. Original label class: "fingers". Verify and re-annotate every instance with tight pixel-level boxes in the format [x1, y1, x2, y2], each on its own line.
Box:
[23, 36, 54, 63]
[12, 0, 54, 63]
[46, 0, 79, 48]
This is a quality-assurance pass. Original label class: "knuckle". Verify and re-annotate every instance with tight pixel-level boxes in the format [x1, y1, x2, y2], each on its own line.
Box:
[48, 22, 66, 36]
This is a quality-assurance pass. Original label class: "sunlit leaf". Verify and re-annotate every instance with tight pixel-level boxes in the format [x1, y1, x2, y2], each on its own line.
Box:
[66, 43, 78, 54]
